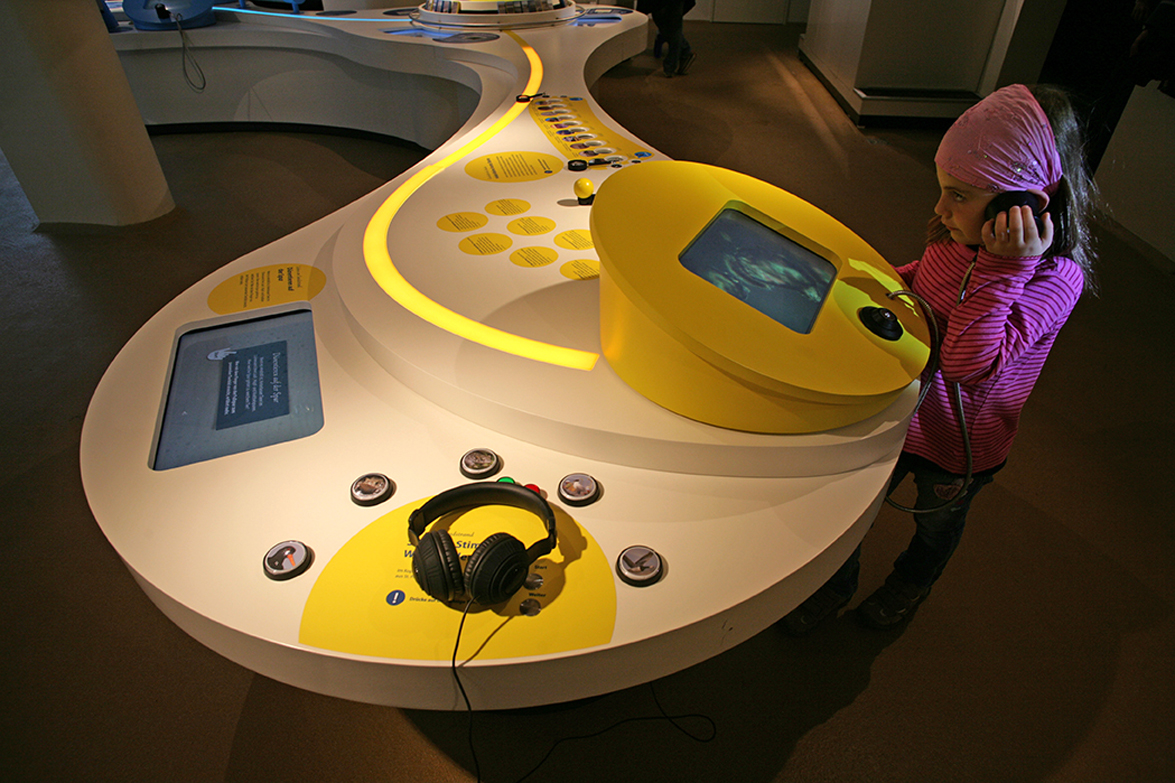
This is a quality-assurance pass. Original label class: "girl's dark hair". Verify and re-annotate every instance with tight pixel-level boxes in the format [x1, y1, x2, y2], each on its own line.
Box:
[927, 83, 1100, 294]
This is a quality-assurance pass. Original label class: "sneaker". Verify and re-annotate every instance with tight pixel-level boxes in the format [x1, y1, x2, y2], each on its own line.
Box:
[676, 51, 697, 75]
[780, 584, 852, 636]
[856, 573, 930, 629]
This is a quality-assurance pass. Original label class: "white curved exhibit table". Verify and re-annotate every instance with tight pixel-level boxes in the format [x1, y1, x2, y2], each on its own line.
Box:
[81, 2, 922, 711]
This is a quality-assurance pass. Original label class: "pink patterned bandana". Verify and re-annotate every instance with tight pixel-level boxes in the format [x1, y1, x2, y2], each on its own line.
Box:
[935, 84, 1063, 194]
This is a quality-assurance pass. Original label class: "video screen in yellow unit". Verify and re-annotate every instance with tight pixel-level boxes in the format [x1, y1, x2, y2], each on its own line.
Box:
[679, 208, 837, 335]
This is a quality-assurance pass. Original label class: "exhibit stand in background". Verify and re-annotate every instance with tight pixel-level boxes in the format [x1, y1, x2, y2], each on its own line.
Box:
[686, 0, 808, 25]
[1096, 82, 1175, 265]
[798, 0, 1067, 123]
[797, 0, 1174, 267]
[0, 0, 174, 228]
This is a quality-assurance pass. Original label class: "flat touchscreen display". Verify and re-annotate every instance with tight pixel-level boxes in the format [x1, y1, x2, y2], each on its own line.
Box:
[153, 308, 323, 470]
[679, 208, 836, 334]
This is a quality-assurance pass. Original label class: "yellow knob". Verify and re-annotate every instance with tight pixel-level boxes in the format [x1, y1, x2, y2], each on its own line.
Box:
[573, 178, 595, 201]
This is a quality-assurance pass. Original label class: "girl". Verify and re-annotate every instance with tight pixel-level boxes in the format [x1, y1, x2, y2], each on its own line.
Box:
[783, 84, 1099, 634]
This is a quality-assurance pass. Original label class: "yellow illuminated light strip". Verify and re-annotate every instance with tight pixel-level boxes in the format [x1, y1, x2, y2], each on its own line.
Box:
[362, 32, 599, 372]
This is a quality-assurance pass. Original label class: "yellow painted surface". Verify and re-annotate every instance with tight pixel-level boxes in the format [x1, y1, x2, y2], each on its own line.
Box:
[361, 33, 598, 371]
[592, 161, 930, 432]
[207, 264, 326, 314]
[300, 496, 617, 661]
[437, 212, 489, 232]
[464, 151, 562, 183]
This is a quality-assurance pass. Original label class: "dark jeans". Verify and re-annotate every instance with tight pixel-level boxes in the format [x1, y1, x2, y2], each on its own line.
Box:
[651, 2, 692, 75]
[827, 453, 996, 596]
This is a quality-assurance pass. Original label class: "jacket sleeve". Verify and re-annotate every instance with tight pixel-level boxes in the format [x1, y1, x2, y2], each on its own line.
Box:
[894, 259, 920, 288]
[937, 250, 1081, 385]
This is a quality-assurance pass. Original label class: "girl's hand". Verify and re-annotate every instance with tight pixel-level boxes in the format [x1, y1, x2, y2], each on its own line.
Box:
[982, 204, 1054, 258]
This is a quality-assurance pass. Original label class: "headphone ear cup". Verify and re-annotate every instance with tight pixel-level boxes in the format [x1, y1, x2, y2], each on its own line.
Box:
[412, 530, 465, 602]
[464, 532, 529, 605]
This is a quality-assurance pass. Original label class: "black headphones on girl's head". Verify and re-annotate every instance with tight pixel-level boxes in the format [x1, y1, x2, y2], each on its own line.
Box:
[408, 482, 558, 606]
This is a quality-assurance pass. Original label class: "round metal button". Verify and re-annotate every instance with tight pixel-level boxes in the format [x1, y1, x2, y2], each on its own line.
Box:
[460, 448, 502, 479]
[558, 473, 601, 506]
[616, 545, 664, 587]
[350, 473, 395, 506]
[263, 540, 313, 581]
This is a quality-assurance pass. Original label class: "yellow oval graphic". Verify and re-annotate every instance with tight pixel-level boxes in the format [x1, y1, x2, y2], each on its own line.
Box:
[458, 233, 513, 255]
[507, 216, 557, 236]
[437, 212, 489, 232]
[465, 151, 561, 183]
[207, 264, 326, 314]
[299, 498, 616, 661]
[554, 229, 595, 250]
[511, 247, 558, 268]
[560, 258, 600, 280]
[486, 198, 531, 216]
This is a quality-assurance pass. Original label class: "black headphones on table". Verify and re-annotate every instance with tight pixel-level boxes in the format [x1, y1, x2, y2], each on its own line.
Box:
[408, 482, 558, 606]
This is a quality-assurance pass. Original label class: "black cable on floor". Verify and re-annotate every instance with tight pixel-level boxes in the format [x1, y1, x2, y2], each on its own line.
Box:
[451, 602, 715, 783]
[510, 681, 716, 782]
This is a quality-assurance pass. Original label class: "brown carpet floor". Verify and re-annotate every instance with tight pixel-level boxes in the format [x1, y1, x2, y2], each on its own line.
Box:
[2, 20, 1172, 783]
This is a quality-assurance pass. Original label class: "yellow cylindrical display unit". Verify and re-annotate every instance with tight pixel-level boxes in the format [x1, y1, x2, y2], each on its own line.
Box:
[592, 161, 930, 433]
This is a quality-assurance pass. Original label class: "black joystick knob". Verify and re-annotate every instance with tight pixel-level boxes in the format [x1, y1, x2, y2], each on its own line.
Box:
[860, 306, 903, 341]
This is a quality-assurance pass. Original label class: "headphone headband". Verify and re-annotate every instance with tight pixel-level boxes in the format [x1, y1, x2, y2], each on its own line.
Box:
[408, 481, 557, 564]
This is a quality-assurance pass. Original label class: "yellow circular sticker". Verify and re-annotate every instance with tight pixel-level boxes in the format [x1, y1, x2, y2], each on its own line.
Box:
[507, 216, 557, 236]
[437, 212, 489, 232]
[207, 264, 326, 314]
[299, 497, 617, 661]
[486, 198, 531, 216]
[554, 229, 595, 250]
[511, 247, 558, 268]
[560, 259, 600, 280]
[458, 233, 513, 255]
[465, 151, 561, 183]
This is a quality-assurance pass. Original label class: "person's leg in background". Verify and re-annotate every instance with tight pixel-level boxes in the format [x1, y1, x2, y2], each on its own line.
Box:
[651, 1, 694, 76]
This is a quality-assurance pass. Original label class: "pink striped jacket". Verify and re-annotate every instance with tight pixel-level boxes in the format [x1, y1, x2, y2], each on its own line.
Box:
[894, 240, 1085, 474]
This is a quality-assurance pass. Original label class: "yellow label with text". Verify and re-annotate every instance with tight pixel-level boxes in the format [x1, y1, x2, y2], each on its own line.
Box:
[511, 247, 558, 268]
[486, 198, 531, 216]
[561, 259, 600, 280]
[554, 229, 594, 250]
[207, 264, 326, 314]
[458, 233, 513, 255]
[438, 212, 489, 232]
[529, 98, 653, 162]
[465, 151, 561, 183]
[507, 216, 556, 236]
